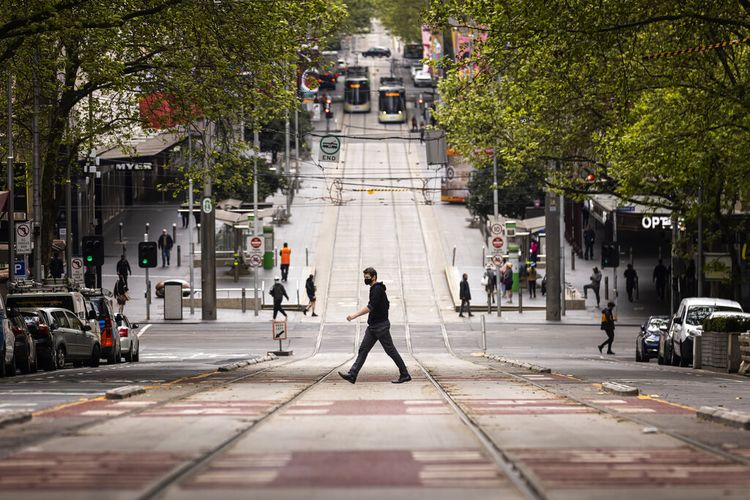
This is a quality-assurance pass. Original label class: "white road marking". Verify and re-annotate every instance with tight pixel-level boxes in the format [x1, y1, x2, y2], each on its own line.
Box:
[137, 324, 152, 338]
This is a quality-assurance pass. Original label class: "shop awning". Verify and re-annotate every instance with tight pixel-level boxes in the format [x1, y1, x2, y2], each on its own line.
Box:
[98, 132, 184, 160]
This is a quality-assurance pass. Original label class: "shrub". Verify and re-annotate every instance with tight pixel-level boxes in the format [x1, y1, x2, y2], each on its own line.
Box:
[702, 316, 750, 333]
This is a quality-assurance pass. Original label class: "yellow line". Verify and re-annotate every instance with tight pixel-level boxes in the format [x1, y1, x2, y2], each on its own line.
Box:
[637, 394, 696, 411]
[32, 396, 106, 417]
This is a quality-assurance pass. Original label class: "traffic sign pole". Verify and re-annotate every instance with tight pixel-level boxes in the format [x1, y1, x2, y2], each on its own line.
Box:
[144, 232, 150, 321]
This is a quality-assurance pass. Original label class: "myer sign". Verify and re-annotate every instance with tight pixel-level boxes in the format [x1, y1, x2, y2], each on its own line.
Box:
[641, 215, 672, 229]
[319, 135, 341, 162]
[115, 162, 152, 171]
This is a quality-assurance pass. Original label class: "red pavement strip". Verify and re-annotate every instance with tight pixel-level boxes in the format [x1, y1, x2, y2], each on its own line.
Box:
[510, 447, 750, 488]
[183, 449, 507, 489]
[284, 399, 450, 416]
[0, 452, 186, 490]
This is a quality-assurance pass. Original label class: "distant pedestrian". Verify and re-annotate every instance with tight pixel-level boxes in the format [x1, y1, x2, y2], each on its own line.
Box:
[419, 122, 425, 142]
[502, 262, 514, 303]
[411, 116, 417, 132]
[583, 227, 595, 260]
[303, 274, 318, 317]
[181, 209, 189, 228]
[582, 204, 590, 228]
[598, 301, 616, 355]
[653, 259, 668, 300]
[459, 273, 473, 317]
[527, 264, 538, 298]
[269, 277, 289, 319]
[114, 274, 129, 315]
[339, 267, 411, 384]
[157, 228, 174, 267]
[583, 266, 603, 307]
[279, 242, 291, 282]
[624, 263, 638, 302]
[49, 252, 64, 280]
[529, 237, 540, 263]
[116, 255, 132, 285]
[482, 264, 496, 304]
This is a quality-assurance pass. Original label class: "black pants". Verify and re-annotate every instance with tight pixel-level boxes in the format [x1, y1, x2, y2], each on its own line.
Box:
[584, 243, 594, 260]
[626, 283, 636, 301]
[529, 281, 536, 298]
[273, 301, 287, 319]
[280, 264, 289, 281]
[655, 281, 666, 300]
[583, 284, 600, 305]
[459, 299, 471, 315]
[349, 321, 408, 378]
[599, 327, 615, 353]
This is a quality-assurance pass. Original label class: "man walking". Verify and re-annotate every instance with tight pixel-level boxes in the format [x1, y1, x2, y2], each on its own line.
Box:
[583, 227, 595, 260]
[459, 273, 473, 317]
[116, 254, 132, 285]
[624, 263, 638, 302]
[339, 267, 411, 384]
[157, 229, 174, 267]
[269, 277, 288, 319]
[49, 252, 64, 280]
[583, 266, 603, 308]
[653, 259, 668, 300]
[279, 242, 291, 282]
[598, 301, 617, 355]
[303, 274, 318, 317]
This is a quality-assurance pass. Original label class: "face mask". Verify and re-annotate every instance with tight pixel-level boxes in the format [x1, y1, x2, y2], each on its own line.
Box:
[364, 277, 373, 285]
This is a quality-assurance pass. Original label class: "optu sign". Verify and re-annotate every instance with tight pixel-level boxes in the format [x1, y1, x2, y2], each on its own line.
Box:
[641, 216, 672, 229]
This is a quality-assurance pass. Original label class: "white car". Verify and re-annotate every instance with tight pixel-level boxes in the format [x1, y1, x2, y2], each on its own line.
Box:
[665, 297, 743, 366]
[115, 314, 140, 362]
[410, 64, 424, 80]
[413, 70, 434, 87]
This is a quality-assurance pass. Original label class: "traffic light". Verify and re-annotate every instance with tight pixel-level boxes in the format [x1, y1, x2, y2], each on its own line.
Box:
[601, 244, 619, 268]
[81, 236, 104, 267]
[138, 242, 158, 268]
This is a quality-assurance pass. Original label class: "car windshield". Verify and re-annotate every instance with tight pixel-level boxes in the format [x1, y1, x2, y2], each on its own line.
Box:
[7, 295, 74, 312]
[648, 317, 669, 329]
[686, 305, 742, 326]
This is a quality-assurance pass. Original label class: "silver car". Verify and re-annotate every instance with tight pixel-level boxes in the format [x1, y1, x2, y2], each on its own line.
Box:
[39, 307, 102, 368]
[115, 314, 140, 362]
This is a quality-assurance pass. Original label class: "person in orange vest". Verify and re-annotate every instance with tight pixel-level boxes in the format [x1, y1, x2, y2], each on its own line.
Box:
[279, 242, 291, 282]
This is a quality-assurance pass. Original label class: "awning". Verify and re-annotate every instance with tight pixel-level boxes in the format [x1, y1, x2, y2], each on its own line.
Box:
[98, 132, 184, 160]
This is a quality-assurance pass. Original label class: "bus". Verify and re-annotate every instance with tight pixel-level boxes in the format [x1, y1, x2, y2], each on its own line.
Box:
[344, 66, 370, 113]
[403, 42, 423, 66]
[377, 77, 406, 123]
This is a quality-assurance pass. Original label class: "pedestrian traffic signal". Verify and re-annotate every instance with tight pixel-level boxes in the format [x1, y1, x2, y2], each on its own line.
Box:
[138, 241, 158, 268]
[81, 236, 104, 267]
[601, 244, 619, 268]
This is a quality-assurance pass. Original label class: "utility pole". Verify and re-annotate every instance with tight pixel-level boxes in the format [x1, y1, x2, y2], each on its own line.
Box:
[545, 190, 561, 320]
[32, 58, 42, 281]
[6, 74, 15, 284]
[493, 153, 502, 316]
[295, 107, 299, 196]
[253, 128, 259, 317]
[560, 193, 566, 316]
[613, 209, 618, 306]
[188, 130, 195, 316]
[285, 109, 291, 214]
[697, 185, 703, 296]
[200, 121, 217, 320]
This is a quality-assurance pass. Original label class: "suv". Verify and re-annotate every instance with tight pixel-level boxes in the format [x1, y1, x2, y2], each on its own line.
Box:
[85, 291, 122, 364]
[7, 311, 38, 374]
[663, 297, 743, 367]
[42, 307, 101, 367]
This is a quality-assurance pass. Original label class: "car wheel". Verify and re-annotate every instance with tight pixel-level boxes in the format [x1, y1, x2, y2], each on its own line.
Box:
[679, 342, 690, 367]
[124, 344, 133, 362]
[30, 343, 38, 373]
[635, 347, 642, 362]
[115, 345, 122, 364]
[55, 346, 66, 370]
[132, 343, 140, 362]
[43, 346, 56, 371]
[107, 346, 118, 364]
[89, 345, 101, 367]
[17, 348, 32, 374]
[0, 350, 5, 377]
[671, 339, 681, 366]
[5, 350, 16, 377]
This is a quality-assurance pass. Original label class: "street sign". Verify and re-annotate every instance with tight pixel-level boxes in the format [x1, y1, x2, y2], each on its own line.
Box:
[319, 135, 341, 162]
[491, 255, 504, 267]
[201, 197, 213, 214]
[16, 222, 31, 255]
[248, 254, 262, 267]
[491, 236, 504, 249]
[71, 257, 84, 283]
[272, 320, 287, 340]
[14, 259, 26, 278]
[490, 222, 504, 236]
[248, 235, 263, 250]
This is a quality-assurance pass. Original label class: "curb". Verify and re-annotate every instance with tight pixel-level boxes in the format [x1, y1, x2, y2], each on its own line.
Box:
[601, 381, 639, 396]
[217, 353, 277, 372]
[106, 385, 146, 400]
[697, 406, 750, 430]
[0, 411, 32, 429]
[485, 354, 551, 373]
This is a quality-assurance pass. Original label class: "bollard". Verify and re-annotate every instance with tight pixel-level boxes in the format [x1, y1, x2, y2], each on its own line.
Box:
[629, 246, 633, 265]
[306, 247, 309, 266]
[176, 245, 181, 267]
[571, 248, 575, 271]
[196, 223, 201, 242]
[242, 287, 246, 313]
[172, 223, 177, 244]
[452, 245, 456, 266]
[605, 276, 610, 300]
[119, 222, 123, 242]
[482, 246, 486, 266]
[274, 246, 278, 267]
[693, 335, 702, 369]
[480, 314, 486, 352]
[145, 222, 150, 237]
[519, 282, 523, 314]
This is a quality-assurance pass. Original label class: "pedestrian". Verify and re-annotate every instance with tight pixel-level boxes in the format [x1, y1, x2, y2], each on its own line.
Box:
[653, 259, 668, 300]
[113, 274, 129, 315]
[583, 266, 603, 307]
[419, 122, 425, 142]
[527, 264, 538, 298]
[482, 264, 496, 304]
[411, 115, 417, 132]
[303, 274, 318, 317]
[459, 273, 473, 317]
[49, 252, 64, 280]
[157, 228, 174, 267]
[116, 254, 132, 285]
[624, 263, 638, 302]
[529, 237, 540, 263]
[598, 301, 617, 355]
[503, 262, 514, 303]
[269, 277, 288, 319]
[180, 208, 189, 228]
[279, 242, 291, 282]
[339, 267, 411, 384]
[583, 226, 595, 260]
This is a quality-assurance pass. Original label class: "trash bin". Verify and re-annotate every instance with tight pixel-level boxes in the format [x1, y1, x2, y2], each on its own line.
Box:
[263, 225, 274, 270]
[164, 282, 183, 320]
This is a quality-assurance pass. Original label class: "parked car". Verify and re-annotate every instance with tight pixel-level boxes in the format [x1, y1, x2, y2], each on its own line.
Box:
[410, 63, 424, 81]
[85, 291, 122, 364]
[155, 279, 192, 298]
[362, 46, 391, 57]
[19, 308, 58, 371]
[317, 70, 338, 90]
[115, 314, 140, 362]
[42, 307, 101, 368]
[635, 315, 669, 362]
[661, 297, 743, 367]
[8, 311, 37, 374]
[1, 312, 15, 377]
[413, 70, 434, 87]
[7, 291, 102, 339]
[336, 59, 347, 75]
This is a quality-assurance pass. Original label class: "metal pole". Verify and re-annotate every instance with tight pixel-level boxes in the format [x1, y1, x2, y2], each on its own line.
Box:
[480, 314, 486, 352]
[65, 174, 72, 280]
[545, 189, 561, 321]
[253, 129, 259, 235]
[697, 185, 703, 296]
[119, 222, 123, 243]
[613, 210, 618, 305]
[201, 122, 217, 320]
[670, 216, 677, 317]
[177, 245, 181, 267]
[242, 287, 246, 313]
[560, 193, 565, 316]
[295, 107, 300, 191]
[188, 159, 195, 316]
[254, 269, 258, 316]
[306, 247, 309, 266]
[452, 245, 456, 266]
[172, 222, 176, 245]
[32, 58, 42, 280]
[285, 108, 291, 214]
[144, 232, 150, 320]
[7, 74, 15, 284]
[493, 154, 501, 317]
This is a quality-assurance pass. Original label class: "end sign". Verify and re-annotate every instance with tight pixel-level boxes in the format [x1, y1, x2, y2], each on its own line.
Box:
[319, 135, 340, 162]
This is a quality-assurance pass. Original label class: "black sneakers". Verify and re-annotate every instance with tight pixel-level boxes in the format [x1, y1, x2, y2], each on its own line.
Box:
[338, 371, 356, 384]
[392, 374, 412, 384]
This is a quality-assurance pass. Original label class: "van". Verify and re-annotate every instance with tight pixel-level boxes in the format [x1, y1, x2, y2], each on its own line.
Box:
[6, 291, 101, 340]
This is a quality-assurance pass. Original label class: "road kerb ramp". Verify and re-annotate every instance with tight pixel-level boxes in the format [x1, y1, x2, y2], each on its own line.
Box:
[485, 354, 551, 373]
[697, 406, 750, 430]
[105, 385, 146, 400]
[0, 411, 32, 429]
[602, 381, 640, 396]
[217, 353, 277, 372]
